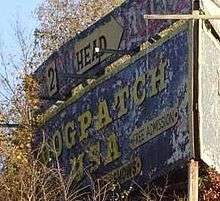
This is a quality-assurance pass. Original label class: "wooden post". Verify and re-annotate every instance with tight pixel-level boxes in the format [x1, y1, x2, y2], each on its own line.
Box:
[188, 159, 199, 201]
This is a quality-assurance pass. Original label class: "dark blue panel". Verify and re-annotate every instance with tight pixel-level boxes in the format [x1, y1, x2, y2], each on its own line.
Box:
[34, 23, 193, 188]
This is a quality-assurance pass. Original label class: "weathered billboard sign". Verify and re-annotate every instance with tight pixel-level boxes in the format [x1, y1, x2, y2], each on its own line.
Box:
[200, 0, 220, 36]
[34, 0, 192, 110]
[199, 21, 220, 172]
[34, 22, 193, 188]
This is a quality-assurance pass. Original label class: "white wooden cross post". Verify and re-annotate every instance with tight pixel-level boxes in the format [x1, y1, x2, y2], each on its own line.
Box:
[144, 10, 220, 20]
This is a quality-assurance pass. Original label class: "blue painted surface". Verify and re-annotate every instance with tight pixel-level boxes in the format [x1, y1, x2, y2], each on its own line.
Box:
[34, 23, 193, 188]
[34, 0, 192, 111]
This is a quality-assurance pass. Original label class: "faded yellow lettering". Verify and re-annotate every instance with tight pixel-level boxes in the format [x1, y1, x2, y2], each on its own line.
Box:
[88, 142, 100, 172]
[78, 110, 92, 141]
[150, 58, 167, 97]
[52, 130, 63, 157]
[96, 100, 112, 130]
[114, 86, 129, 118]
[70, 153, 84, 183]
[40, 145, 51, 165]
[105, 133, 121, 165]
[63, 121, 76, 149]
[132, 74, 146, 105]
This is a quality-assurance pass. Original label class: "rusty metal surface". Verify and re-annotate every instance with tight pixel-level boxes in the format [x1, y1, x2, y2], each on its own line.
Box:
[199, 21, 220, 172]
[33, 22, 194, 188]
[34, 0, 192, 111]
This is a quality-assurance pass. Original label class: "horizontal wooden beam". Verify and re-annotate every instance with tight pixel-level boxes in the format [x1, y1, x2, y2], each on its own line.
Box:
[144, 11, 220, 20]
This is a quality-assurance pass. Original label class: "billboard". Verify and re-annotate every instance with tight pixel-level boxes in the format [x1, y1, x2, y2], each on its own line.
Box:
[34, 22, 193, 188]
[199, 21, 220, 172]
[34, 0, 192, 110]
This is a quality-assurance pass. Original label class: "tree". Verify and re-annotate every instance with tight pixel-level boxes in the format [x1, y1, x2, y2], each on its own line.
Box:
[0, 0, 125, 168]
[0, 0, 124, 200]
[34, 0, 124, 60]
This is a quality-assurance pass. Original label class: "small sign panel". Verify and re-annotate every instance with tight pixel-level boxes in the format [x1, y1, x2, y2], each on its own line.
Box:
[74, 16, 123, 74]
[34, 0, 192, 110]
[34, 22, 193, 188]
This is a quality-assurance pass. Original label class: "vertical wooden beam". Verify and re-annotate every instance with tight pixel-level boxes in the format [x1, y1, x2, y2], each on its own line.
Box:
[189, 1, 200, 200]
[188, 159, 199, 201]
[192, 2, 201, 160]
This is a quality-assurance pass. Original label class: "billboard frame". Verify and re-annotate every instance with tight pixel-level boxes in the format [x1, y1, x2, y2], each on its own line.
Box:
[34, 21, 196, 189]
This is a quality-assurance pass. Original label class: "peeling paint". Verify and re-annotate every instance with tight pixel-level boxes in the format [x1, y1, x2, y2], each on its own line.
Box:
[33, 22, 193, 188]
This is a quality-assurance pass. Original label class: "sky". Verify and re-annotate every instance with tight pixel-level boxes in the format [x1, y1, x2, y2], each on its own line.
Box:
[0, 0, 41, 54]
[0, 0, 42, 101]
[0, 1, 43, 169]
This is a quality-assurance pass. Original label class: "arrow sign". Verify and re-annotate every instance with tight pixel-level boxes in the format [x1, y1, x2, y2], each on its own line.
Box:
[74, 16, 123, 74]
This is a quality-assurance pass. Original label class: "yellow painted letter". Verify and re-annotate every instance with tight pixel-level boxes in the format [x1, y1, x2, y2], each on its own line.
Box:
[114, 86, 129, 118]
[88, 142, 100, 172]
[149, 58, 167, 97]
[105, 133, 121, 165]
[64, 121, 76, 149]
[96, 100, 112, 130]
[132, 74, 146, 105]
[40, 145, 51, 165]
[70, 153, 84, 183]
[78, 110, 92, 141]
[52, 130, 63, 158]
